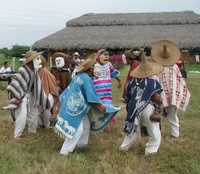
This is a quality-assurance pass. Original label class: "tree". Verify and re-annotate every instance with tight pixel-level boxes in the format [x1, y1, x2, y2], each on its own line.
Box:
[0, 48, 11, 57]
[10, 45, 30, 58]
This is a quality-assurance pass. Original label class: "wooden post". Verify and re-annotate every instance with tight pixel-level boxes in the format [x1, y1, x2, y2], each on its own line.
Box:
[12, 57, 15, 71]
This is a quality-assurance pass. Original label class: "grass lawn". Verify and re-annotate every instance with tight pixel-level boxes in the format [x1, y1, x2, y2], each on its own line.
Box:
[0, 66, 200, 174]
[186, 63, 200, 72]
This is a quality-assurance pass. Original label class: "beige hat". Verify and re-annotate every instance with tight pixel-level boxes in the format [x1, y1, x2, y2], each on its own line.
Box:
[52, 52, 70, 59]
[77, 53, 96, 72]
[25, 51, 44, 64]
[151, 40, 180, 66]
[130, 51, 163, 78]
[73, 52, 80, 56]
[52, 52, 71, 65]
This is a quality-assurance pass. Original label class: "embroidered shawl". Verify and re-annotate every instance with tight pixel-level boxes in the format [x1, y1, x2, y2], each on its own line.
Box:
[124, 77, 162, 134]
[158, 64, 190, 111]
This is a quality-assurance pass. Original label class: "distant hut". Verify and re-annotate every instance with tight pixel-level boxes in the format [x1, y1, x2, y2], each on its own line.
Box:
[33, 11, 200, 61]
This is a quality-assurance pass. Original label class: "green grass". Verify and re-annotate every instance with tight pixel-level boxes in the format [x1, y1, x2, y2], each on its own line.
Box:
[185, 63, 200, 71]
[0, 66, 200, 174]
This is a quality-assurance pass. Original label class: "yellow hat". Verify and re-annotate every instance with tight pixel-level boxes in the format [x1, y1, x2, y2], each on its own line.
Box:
[77, 53, 96, 72]
[130, 51, 163, 78]
[25, 51, 44, 64]
[151, 40, 180, 66]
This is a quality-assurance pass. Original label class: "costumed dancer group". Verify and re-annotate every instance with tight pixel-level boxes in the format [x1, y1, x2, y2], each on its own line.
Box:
[3, 40, 190, 156]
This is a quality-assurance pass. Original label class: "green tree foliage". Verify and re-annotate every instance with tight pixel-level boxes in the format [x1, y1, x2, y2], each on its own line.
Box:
[10, 45, 30, 58]
[0, 45, 30, 58]
[0, 48, 11, 58]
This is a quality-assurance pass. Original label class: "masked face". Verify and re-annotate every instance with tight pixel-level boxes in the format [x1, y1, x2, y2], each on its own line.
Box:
[33, 56, 42, 71]
[55, 57, 65, 68]
[99, 54, 109, 65]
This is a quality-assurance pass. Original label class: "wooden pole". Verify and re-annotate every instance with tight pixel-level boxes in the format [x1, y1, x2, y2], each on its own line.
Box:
[12, 57, 15, 71]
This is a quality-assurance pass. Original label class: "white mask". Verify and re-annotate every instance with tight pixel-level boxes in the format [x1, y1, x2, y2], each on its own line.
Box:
[55, 57, 65, 68]
[33, 56, 42, 71]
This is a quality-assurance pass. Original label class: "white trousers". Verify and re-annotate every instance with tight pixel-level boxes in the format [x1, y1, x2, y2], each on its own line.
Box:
[120, 104, 161, 155]
[166, 106, 179, 137]
[38, 110, 51, 128]
[14, 94, 40, 138]
[60, 116, 90, 155]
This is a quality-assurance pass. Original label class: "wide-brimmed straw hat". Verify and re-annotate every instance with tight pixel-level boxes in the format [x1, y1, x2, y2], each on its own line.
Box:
[52, 52, 69, 59]
[51, 52, 71, 63]
[77, 53, 96, 72]
[130, 50, 163, 78]
[151, 40, 180, 66]
[24, 51, 43, 64]
[73, 52, 80, 56]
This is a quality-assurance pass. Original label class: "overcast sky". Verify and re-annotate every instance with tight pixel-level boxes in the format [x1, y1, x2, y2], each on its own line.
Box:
[0, 0, 199, 48]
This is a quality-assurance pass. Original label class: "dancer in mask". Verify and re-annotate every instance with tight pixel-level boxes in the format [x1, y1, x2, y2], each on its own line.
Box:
[4, 51, 60, 138]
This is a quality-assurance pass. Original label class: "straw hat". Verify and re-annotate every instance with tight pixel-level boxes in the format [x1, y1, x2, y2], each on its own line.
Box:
[52, 52, 69, 59]
[73, 52, 80, 56]
[77, 54, 96, 72]
[151, 40, 180, 66]
[130, 50, 163, 78]
[52, 52, 71, 64]
[24, 51, 44, 64]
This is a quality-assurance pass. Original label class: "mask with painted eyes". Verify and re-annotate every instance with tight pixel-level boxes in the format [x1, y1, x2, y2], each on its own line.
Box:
[55, 57, 65, 68]
[33, 55, 42, 71]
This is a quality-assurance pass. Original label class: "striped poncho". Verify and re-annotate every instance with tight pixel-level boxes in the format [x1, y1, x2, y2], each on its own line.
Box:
[34, 67, 59, 110]
[7, 66, 59, 110]
[7, 65, 33, 100]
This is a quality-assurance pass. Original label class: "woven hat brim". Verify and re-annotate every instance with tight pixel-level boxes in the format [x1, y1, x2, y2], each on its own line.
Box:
[25, 51, 43, 64]
[77, 54, 96, 72]
[151, 40, 180, 66]
[130, 60, 164, 78]
[52, 52, 70, 60]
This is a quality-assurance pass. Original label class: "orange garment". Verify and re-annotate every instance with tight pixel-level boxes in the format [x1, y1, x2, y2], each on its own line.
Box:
[38, 67, 59, 97]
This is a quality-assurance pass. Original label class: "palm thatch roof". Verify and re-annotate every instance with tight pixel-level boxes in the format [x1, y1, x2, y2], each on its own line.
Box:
[33, 11, 200, 50]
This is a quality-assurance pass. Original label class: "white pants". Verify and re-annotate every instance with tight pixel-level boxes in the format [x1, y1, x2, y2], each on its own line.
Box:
[38, 110, 51, 128]
[120, 104, 161, 155]
[60, 116, 90, 155]
[14, 94, 40, 138]
[166, 106, 179, 137]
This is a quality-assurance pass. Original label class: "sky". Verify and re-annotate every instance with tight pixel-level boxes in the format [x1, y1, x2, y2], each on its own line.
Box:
[0, 0, 199, 48]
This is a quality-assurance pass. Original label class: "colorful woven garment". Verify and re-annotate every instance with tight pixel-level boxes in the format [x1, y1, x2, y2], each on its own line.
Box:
[159, 64, 190, 111]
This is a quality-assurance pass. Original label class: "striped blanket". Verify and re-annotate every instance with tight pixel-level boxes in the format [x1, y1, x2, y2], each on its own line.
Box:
[7, 65, 33, 100]
[7, 66, 58, 110]
[34, 68, 59, 110]
[159, 64, 190, 112]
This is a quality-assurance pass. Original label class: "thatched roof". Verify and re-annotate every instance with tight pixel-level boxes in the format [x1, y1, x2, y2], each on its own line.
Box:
[33, 11, 200, 50]
[66, 11, 200, 26]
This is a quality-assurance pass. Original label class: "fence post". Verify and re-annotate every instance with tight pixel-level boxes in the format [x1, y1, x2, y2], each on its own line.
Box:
[12, 57, 15, 71]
